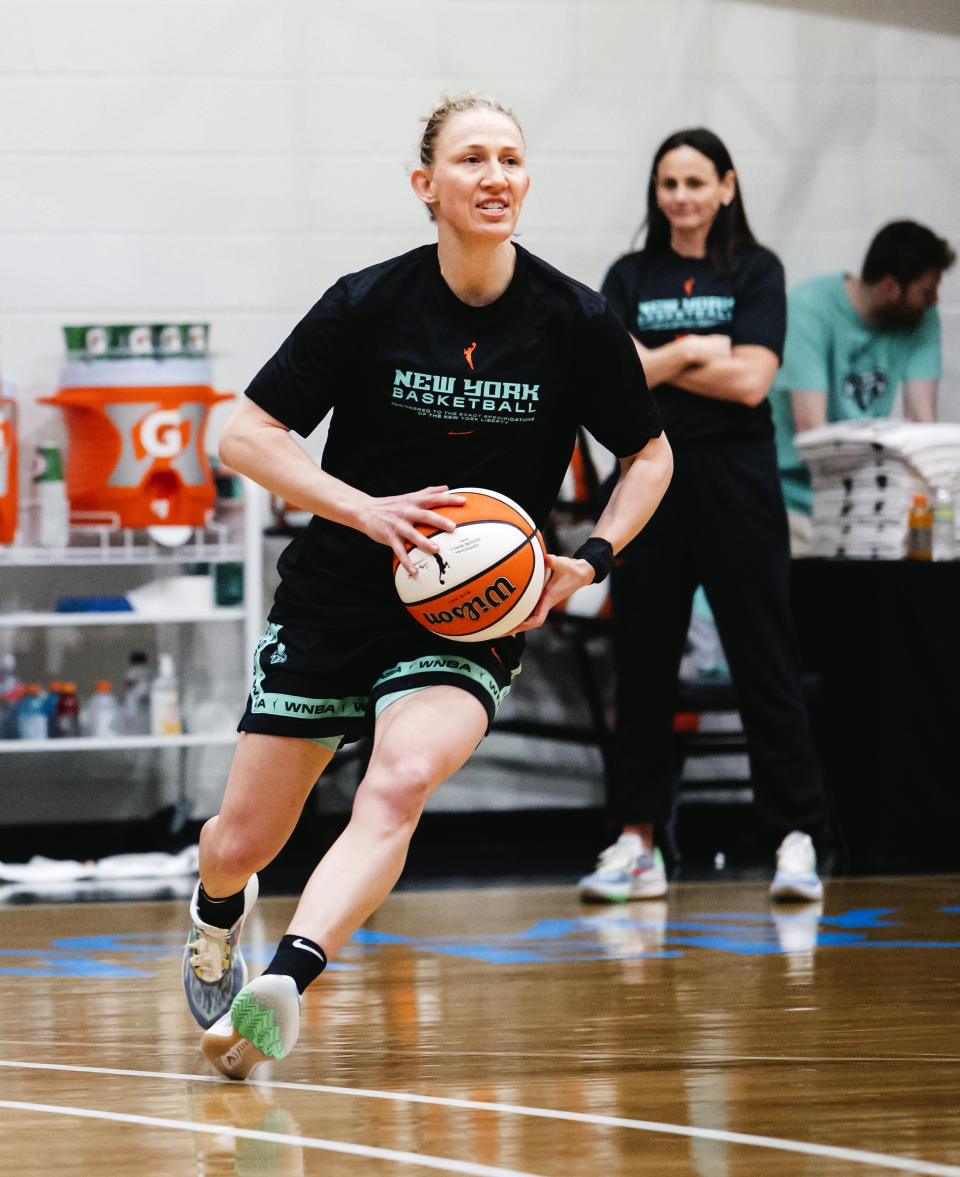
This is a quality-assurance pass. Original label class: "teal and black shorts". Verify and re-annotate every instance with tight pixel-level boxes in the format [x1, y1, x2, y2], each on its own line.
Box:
[237, 621, 523, 750]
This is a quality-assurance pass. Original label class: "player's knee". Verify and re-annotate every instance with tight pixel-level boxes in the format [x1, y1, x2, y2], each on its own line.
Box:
[359, 755, 436, 830]
[200, 816, 262, 880]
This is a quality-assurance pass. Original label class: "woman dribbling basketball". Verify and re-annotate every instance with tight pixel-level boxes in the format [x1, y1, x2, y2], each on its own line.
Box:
[182, 94, 672, 1079]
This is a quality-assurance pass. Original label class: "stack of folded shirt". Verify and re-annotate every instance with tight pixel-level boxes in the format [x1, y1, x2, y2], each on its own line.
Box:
[793, 420, 960, 559]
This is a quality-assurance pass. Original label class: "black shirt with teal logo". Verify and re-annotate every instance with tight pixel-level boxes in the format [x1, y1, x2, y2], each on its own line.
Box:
[601, 244, 786, 445]
[245, 243, 662, 628]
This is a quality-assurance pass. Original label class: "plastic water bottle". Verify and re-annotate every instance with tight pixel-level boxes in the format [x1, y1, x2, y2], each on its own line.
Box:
[54, 681, 81, 737]
[906, 494, 933, 561]
[150, 652, 182, 736]
[122, 651, 153, 735]
[45, 682, 63, 736]
[33, 442, 70, 548]
[932, 487, 956, 562]
[0, 652, 22, 739]
[17, 684, 49, 740]
[87, 679, 120, 738]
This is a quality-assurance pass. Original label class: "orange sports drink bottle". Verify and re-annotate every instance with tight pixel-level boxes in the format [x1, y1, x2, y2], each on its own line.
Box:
[0, 395, 18, 544]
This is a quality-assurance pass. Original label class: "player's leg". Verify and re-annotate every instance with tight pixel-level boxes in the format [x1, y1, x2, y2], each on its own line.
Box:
[198, 733, 335, 898]
[579, 466, 696, 901]
[185, 618, 370, 1027]
[288, 683, 487, 956]
[202, 684, 487, 1079]
[183, 732, 335, 1029]
[698, 440, 826, 898]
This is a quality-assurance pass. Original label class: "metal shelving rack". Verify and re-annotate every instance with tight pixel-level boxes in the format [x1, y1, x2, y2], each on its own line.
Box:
[0, 481, 264, 757]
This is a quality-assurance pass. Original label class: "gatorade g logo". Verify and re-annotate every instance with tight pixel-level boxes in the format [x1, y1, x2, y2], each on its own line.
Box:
[103, 402, 206, 487]
[139, 409, 189, 459]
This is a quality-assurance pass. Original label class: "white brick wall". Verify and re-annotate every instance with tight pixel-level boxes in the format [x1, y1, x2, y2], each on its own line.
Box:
[1, 0, 956, 436]
[0, 0, 957, 816]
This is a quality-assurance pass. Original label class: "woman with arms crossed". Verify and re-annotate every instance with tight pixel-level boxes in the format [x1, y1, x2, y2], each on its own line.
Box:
[183, 93, 671, 1080]
[578, 128, 828, 905]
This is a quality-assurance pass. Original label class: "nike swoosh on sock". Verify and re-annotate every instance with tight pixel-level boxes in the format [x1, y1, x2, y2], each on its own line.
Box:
[292, 938, 326, 962]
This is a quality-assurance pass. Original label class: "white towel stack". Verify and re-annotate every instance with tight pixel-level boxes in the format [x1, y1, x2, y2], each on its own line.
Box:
[793, 420, 960, 559]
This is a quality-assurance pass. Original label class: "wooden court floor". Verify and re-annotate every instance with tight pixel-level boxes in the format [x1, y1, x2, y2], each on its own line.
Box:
[0, 873, 958, 1176]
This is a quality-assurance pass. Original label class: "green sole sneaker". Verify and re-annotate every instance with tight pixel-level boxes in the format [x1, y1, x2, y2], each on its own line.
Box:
[201, 974, 300, 1081]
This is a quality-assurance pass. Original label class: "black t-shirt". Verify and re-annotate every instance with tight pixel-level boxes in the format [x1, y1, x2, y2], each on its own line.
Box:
[245, 242, 662, 628]
[601, 244, 786, 445]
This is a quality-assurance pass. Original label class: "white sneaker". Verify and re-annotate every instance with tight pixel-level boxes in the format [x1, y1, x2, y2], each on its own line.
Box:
[182, 875, 259, 1028]
[202, 974, 301, 1081]
[770, 831, 823, 902]
[577, 834, 668, 902]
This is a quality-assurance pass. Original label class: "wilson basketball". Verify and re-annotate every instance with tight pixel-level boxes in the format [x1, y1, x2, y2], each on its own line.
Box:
[393, 487, 547, 642]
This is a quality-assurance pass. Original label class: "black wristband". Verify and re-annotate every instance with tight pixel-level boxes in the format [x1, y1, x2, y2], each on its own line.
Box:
[573, 537, 614, 584]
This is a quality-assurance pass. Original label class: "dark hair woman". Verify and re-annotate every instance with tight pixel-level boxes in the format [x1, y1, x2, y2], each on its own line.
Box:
[578, 128, 828, 906]
[641, 127, 758, 273]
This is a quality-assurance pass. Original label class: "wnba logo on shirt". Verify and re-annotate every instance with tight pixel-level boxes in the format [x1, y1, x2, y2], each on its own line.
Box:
[464, 342, 478, 369]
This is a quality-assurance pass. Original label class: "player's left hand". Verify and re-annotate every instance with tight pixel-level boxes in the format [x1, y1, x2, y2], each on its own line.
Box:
[509, 552, 597, 633]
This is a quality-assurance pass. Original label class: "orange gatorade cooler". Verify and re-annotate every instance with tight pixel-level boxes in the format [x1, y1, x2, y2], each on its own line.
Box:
[42, 329, 232, 530]
[0, 397, 17, 544]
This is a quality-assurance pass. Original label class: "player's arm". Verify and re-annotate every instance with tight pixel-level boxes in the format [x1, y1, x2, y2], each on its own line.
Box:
[219, 396, 461, 574]
[514, 431, 673, 631]
[903, 379, 938, 422]
[632, 333, 731, 388]
[790, 389, 828, 434]
[668, 343, 780, 406]
[601, 261, 731, 388]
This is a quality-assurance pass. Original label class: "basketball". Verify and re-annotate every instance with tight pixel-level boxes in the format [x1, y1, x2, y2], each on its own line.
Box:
[393, 487, 547, 642]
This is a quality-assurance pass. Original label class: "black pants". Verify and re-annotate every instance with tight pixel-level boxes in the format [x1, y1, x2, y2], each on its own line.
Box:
[608, 438, 826, 840]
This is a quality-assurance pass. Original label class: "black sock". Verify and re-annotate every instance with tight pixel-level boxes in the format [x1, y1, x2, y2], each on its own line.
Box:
[263, 934, 328, 994]
[197, 882, 246, 929]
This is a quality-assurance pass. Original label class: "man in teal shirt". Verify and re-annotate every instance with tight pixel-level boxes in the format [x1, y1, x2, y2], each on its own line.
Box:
[772, 220, 955, 541]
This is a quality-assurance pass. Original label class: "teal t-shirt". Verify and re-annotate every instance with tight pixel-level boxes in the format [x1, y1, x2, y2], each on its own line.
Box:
[771, 273, 941, 513]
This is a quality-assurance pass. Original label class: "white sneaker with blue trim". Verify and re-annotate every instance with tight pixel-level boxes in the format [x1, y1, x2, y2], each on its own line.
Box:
[577, 834, 668, 902]
[770, 831, 823, 902]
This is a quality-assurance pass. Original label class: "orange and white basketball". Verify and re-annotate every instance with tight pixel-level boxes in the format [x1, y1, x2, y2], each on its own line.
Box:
[393, 487, 546, 642]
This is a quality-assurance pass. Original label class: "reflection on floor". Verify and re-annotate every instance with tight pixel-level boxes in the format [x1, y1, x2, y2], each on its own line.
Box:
[1, 876, 958, 1177]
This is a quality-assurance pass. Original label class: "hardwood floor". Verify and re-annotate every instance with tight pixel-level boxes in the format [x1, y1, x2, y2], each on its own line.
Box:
[0, 873, 958, 1175]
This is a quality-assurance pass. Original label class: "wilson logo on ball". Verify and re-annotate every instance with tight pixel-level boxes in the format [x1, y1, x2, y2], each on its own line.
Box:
[393, 488, 546, 643]
[421, 574, 520, 628]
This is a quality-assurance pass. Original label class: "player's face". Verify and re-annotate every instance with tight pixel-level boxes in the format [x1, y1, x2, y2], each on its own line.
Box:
[655, 146, 735, 247]
[416, 109, 530, 242]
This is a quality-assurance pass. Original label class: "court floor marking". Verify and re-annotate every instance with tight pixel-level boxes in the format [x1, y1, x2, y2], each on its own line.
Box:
[0, 1099, 547, 1177]
[1, 1060, 959, 1176]
[4, 1037, 957, 1066]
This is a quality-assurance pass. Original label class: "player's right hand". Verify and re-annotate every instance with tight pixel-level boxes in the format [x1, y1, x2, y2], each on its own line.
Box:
[360, 486, 466, 576]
